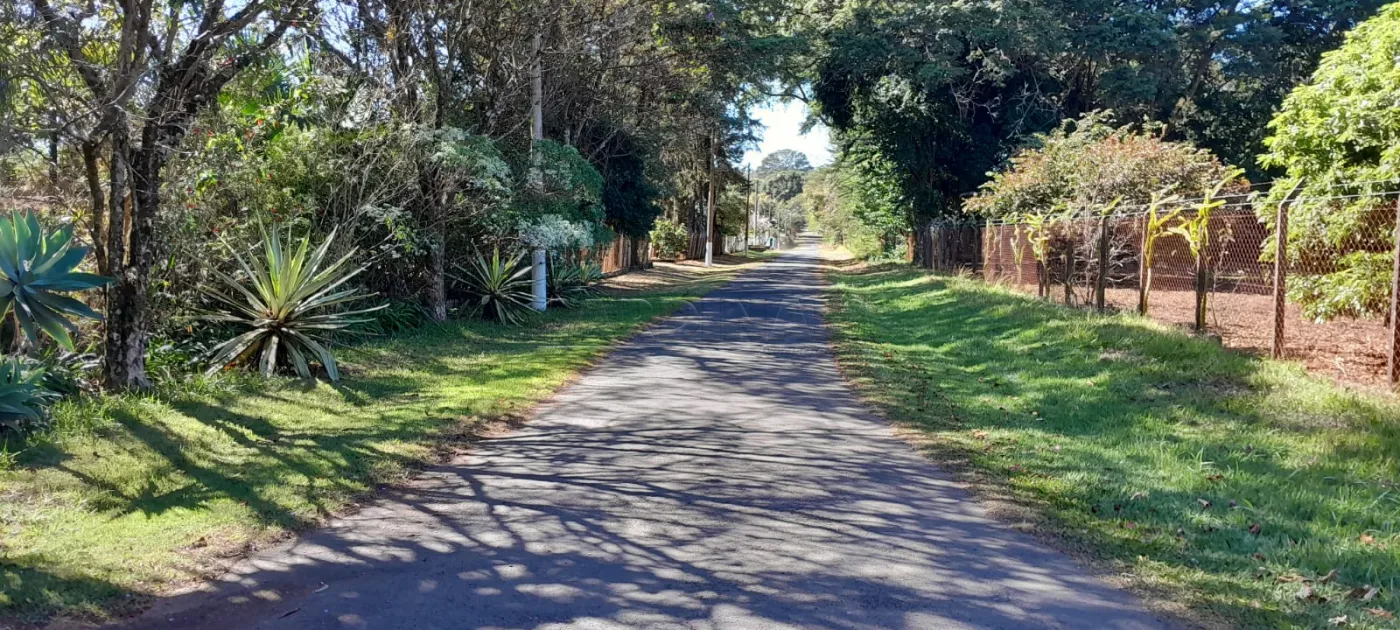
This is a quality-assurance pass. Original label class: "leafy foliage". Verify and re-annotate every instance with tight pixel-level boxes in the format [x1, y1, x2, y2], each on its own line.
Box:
[204, 227, 384, 381]
[756, 149, 812, 175]
[966, 112, 1239, 219]
[0, 211, 108, 350]
[648, 218, 689, 259]
[453, 249, 534, 325]
[1260, 4, 1400, 320]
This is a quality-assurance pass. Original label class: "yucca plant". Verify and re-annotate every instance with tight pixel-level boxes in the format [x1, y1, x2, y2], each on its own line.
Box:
[0, 211, 109, 350]
[0, 357, 57, 432]
[453, 249, 533, 325]
[203, 226, 383, 381]
[548, 258, 602, 309]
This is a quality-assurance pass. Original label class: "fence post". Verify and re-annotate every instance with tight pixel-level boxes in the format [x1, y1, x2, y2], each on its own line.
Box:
[1096, 212, 1110, 312]
[1063, 247, 1075, 305]
[1389, 197, 1400, 385]
[1271, 198, 1290, 359]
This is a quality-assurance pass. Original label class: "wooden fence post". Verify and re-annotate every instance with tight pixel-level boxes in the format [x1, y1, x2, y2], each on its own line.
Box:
[1388, 197, 1400, 385]
[1064, 247, 1075, 306]
[1271, 198, 1290, 359]
[1096, 213, 1110, 312]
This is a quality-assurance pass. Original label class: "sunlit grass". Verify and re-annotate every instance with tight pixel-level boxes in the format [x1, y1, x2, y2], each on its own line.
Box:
[0, 272, 738, 624]
[825, 265, 1400, 629]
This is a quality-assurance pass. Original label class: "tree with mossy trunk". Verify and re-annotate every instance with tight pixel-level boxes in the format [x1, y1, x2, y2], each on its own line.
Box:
[29, 0, 312, 389]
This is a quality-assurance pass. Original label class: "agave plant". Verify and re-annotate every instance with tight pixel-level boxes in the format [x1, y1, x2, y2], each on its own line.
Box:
[0, 357, 57, 432]
[453, 249, 533, 325]
[203, 226, 384, 381]
[0, 211, 109, 350]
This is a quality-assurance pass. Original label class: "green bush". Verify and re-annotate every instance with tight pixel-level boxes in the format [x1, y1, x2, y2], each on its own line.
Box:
[1260, 4, 1400, 321]
[648, 218, 688, 259]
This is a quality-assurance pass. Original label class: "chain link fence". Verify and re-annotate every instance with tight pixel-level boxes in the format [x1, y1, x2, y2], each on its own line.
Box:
[927, 194, 1400, 388]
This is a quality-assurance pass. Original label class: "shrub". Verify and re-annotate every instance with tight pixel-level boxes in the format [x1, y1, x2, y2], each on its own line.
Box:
[203, 226, 384, 381]
[1259, 4, 1400, 320]
[648, 218, 688, 259]
[967, 111, 1239, 219]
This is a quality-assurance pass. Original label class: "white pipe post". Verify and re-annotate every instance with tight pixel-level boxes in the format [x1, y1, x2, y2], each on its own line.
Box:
[531, 249, 548, 311]
[529, 32, 548, 311]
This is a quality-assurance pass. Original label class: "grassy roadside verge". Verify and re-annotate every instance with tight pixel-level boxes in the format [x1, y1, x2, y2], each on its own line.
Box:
[823, 263, 1400, 629]
[0, 257, 759, 626]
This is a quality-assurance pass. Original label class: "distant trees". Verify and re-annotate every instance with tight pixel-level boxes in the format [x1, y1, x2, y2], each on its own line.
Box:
[795, 0, 1384, 263]
[757, 149, 812, 175]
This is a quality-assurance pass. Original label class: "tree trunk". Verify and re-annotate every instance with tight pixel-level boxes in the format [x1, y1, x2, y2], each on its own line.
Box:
[81, 139, 108, 276]
[106, 132, 167, 390]
[419, 162, 448, 322]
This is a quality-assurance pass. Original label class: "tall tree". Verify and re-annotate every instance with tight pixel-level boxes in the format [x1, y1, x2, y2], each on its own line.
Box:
[29, 0, 311, 388]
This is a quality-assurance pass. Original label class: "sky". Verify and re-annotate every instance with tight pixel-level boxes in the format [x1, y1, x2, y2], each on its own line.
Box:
[740, 99, 832, 170]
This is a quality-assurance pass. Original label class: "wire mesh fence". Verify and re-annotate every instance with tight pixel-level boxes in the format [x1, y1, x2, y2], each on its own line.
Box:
[929, 194, 1400, 388]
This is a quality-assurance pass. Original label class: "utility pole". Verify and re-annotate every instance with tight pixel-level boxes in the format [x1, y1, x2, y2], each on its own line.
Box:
[744, 165, 751, 254]
[704, 131, 717, 267]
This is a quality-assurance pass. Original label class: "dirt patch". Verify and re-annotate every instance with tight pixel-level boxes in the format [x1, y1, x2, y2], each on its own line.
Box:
[993, 278, 1392, 391]
[599, 254, 775, 292]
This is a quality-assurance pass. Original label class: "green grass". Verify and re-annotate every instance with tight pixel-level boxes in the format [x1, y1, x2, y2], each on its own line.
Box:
[825, 265, 1400, 629]
[0, 271, 739, 625]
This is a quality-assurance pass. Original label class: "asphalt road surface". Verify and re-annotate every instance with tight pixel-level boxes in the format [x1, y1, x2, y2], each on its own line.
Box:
[126, 237, 1167, 630]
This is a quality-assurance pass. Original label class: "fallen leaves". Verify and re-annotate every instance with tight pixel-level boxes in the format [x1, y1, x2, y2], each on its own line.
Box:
[1349, 586, 1379, 602]
[1364, 607, 1394, 620]
[1248, 523, 1262, 536]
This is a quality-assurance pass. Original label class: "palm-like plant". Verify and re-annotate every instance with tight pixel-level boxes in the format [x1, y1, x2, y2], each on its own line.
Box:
[454, 249, 533, 325]
[0, 211, 109, 350]
[0, 357, 56, 432]
[203, 226, 383, 381]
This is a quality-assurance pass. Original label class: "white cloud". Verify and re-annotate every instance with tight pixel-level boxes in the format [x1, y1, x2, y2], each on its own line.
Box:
[740, 100, 832, 170]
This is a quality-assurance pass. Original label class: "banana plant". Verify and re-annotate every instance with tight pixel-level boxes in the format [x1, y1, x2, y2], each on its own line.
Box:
[1008, 221, 1026, 286]
[0, 211, 110, 350]
[1137, 188, 1184, 315]
[1168, 169, 1243, 331]
[203, 226, 384, 381]
[1021, 211, 1056, 298]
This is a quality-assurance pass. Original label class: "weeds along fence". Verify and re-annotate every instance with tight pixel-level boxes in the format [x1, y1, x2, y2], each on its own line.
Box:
[923, 191, 1400, 388]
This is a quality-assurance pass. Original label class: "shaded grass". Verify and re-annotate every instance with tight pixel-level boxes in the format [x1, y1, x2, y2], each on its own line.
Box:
[0, 268, 743, 625]
[824, 265, 1400, 629]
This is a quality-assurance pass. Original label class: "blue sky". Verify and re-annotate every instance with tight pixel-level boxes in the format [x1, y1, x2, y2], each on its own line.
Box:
[740, 99, 832, 170]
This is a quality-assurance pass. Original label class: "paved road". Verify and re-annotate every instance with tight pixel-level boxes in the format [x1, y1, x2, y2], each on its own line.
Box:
[130, 238, 1166, 630]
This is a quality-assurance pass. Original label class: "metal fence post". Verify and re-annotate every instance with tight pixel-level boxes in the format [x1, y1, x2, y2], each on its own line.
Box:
[1096, 212, 1110, 312]
[1271, 198, 1289, 359]
[1389, 197, 1400, 385]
